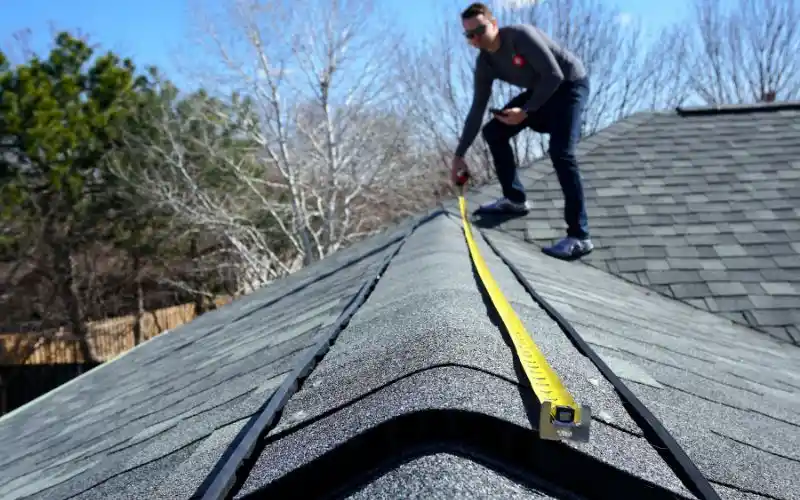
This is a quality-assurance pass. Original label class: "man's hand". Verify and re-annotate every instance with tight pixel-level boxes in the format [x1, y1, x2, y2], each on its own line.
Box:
[496, 107, 527, 125]
[451, 156, 470, 186]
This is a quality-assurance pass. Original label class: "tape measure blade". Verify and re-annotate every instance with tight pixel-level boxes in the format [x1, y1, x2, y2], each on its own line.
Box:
[456, 195, 588, 442]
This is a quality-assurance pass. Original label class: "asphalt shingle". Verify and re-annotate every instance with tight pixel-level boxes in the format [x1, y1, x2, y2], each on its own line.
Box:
[1, 200, 798, 499]
[345, 453, 556, 499]
[3, 102, 799, 500]
[481, 228, 800, 499]
[0, 214, 420, 500]
[236, 216, 694, 499]
[466, 103, 800, 343]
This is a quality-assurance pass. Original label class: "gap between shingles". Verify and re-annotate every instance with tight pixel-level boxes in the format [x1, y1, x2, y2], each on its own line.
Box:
[562, 319, 766, 398]
[26, 435, 207, 500]
[606, 345, 764, 397]
[542, 319, 800, 428]
[727, 371, 800, 394]
[480, 234, 800, 427]
[507, 245, 795, 350]
[515, 277, 723, 344]
[20, 379, 280, 496]
[569, 315, 722, 363]
[480, 235, 776, 366]
[708, 429, 800, 464]
[659, 382, 800, 429]
[709, 479, 784, 500]
[538, 300, 799, 396]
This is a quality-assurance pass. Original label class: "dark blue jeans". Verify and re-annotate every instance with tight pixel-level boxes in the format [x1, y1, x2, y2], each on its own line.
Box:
[481, 77, 590, 240]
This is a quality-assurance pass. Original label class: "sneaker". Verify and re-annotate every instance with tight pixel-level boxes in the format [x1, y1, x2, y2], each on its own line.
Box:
[542, 236, 594, 260]
[474, 197, 531, 215]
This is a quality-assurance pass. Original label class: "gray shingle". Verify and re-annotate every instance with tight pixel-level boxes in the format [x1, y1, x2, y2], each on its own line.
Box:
[236, 216, 694, 499]
[480, 229, 800, 499]
[509, 104, 800, 341]
[646, 270, 702, 284]
[0, 213, 421, 500]
[4, 102, 799, 500]
[713, 244, 747, 257]
[346, 454, 556, 499]
[670, 283, 712, 299]
[760, 282, 798, 295]
[708, 282, 748, 296]
[720, 257, 777, 270]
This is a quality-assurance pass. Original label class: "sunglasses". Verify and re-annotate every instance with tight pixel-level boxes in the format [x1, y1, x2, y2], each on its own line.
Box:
[464, 24, 487, 39]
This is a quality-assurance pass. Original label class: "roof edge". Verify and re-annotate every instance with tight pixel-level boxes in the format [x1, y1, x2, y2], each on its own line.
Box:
[0, 212, 438, 425]
[676, 100, 800, 116]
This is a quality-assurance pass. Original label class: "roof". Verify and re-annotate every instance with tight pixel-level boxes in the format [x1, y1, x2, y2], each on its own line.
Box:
[0, 104, 798, 500]
[482, 101, 800, 345]
[1, 207, 798, 499]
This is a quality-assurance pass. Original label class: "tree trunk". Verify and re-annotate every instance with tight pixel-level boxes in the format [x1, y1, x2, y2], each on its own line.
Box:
[53, 244, 93, 363]
[132, 252, 144, 346]
[190, 236, 204, 316]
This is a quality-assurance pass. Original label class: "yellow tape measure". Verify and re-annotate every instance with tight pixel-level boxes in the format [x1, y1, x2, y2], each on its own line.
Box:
[457, 193, 591, 442]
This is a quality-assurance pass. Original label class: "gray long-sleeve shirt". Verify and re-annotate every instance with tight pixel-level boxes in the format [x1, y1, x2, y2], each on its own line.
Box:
[454, 24, 587, 158]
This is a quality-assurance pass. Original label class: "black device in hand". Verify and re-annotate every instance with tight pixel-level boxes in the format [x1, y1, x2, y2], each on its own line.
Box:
[489, 108, 506, 115]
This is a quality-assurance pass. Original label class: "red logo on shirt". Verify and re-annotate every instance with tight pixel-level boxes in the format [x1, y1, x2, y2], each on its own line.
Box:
[512, 55, 525, 66]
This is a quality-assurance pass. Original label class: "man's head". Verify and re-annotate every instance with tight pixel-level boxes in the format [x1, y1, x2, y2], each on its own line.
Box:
[461, 3, 499, 50]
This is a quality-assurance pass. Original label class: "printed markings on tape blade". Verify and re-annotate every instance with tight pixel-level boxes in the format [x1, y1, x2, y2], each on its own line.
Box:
[457, 194, 591, 443]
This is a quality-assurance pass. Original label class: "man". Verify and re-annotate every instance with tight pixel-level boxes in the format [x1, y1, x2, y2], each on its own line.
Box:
[451, 2, 593, 260]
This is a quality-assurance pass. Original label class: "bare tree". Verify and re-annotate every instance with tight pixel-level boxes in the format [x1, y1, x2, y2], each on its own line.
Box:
[636, 24, 693, 111]
[685, 0, 800, 105]
[394, 1, 501, 187]
[497, 0, 690, 135]
[110, 93, 289, 296]
[121, 0, 428, 292]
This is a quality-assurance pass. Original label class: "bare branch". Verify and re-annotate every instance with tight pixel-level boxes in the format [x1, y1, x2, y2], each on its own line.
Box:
[116, 0, 433, 293]
[684, 0, 800, 104]
[396, 0, 692, 190]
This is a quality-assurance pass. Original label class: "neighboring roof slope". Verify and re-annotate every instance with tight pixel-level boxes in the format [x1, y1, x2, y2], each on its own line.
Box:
[479, 227, 800, 500]
[0, 212, 427, 500]
[477, 102, 800, 344]
[1, 201, 798, 497]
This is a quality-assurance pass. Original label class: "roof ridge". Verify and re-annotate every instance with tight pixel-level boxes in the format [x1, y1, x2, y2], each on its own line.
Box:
[192, 209, 445, 499]
[676, 100, 800, 116]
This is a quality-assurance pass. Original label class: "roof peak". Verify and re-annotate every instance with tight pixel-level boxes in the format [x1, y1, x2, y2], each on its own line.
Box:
[675, 100, 800, 117]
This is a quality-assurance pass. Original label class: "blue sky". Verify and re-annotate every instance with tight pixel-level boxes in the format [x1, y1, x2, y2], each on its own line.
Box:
[1, 0, 693, 88]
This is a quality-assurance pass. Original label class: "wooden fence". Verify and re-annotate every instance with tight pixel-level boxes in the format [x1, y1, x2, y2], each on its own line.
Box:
[0, 296, 231, 365]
